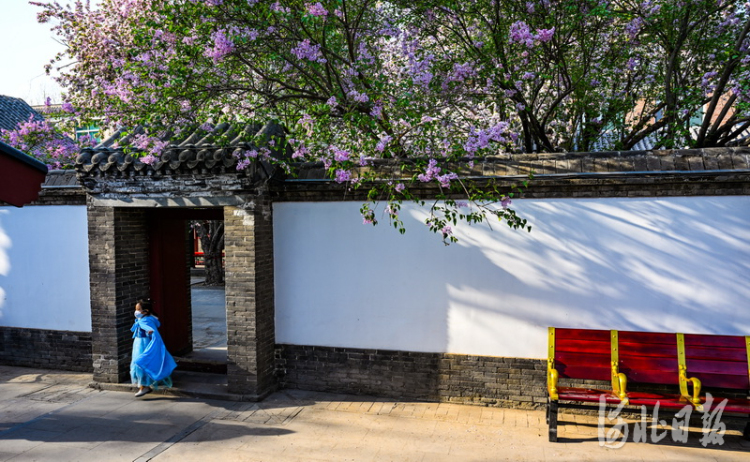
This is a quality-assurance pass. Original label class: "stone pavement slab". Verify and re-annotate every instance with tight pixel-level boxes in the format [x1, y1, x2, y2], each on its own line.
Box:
[0, 365, 748, 461]
[190, 283, 227, 351]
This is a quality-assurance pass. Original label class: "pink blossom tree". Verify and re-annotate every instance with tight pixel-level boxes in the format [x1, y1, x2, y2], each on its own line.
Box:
[0, 115, 94, 169]
[31, 0, 750, 241]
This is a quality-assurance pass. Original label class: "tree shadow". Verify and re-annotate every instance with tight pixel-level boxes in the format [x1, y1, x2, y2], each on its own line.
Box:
[275, 197, 750, 361]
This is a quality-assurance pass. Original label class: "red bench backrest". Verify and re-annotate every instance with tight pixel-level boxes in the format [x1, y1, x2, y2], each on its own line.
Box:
[684, 334, 749, 390]
[618, 331, 678, 386]
[554, 328, 750, 391]
[553, 328, 611, 381]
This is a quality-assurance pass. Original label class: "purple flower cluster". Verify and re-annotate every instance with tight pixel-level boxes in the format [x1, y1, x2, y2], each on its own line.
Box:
[133, 134, 169, 155]
[287, 138, 308, 160]
[0, 116, 88, 169]
[205, 29, 235, 63]
[375, 135, 392, 152]
[235, 158, 250, 170]
[293, 146, 308, 159]
[234, 147, 271, 171]
[448, 62, 477, 83]
[626, 57, 640, 71]
[305, 2, 327, 17]
[270, 2, 289, 13]
[464, 122, 512, 155]
[701, 71, 719, 90]
[417, 159, 459, 188]
[141, 154, 157, 165]
[509, 21, 554, 48]
[334, 169, 351, 183]
[150, 140, 170, 155]
[291, 39, 326, 63]
[625, 17, 644, 41]
[347, 90, 369, 103]
[330, 145, 350, 162]
[536, 28, 554, 43]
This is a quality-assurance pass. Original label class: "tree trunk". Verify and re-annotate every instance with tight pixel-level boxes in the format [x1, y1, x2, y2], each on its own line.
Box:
[193, 220, 225, 286]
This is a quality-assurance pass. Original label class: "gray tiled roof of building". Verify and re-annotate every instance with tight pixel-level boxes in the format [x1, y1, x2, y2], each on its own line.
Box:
[0, 95, 44, 132]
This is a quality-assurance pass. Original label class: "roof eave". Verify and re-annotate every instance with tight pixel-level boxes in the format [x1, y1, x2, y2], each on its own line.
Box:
[0, 140, 48, 173]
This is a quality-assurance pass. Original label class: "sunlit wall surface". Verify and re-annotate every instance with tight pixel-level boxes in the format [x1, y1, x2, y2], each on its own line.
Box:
[274, 197, 750, 359]
[0, 206, 90, 331]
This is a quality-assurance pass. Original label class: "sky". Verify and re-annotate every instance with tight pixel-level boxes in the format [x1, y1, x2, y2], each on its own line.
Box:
[0, 1, 67, 105]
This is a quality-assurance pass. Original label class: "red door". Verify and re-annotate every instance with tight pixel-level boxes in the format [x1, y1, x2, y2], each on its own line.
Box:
[148, 214, 191, 356]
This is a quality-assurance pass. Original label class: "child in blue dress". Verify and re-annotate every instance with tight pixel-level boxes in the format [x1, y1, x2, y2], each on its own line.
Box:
[131, 298, 177, 397]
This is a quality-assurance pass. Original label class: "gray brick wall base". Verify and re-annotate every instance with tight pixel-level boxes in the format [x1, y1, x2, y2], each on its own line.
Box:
[275, 344, 548, 408]
[0, 327, 92, 372]
[274, 344, 750, 410]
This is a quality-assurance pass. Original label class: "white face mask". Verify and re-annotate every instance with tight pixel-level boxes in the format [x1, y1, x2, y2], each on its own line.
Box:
[134, 311, 144, 318]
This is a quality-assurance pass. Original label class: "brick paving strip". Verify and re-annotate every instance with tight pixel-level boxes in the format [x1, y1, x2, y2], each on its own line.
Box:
[0, 366, 748, 461]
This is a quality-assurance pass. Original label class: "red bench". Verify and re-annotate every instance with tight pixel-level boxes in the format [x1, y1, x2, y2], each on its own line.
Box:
[547, 327, 750, 442]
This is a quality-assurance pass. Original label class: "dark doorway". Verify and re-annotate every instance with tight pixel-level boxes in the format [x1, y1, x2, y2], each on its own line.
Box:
[147, 208, 226, 369]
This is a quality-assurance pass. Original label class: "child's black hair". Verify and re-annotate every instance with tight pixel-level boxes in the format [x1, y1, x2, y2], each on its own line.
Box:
[136, 298, 158, 317]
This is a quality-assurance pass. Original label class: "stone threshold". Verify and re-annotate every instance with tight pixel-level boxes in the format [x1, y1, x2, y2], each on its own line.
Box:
[88, 370, 272, 402]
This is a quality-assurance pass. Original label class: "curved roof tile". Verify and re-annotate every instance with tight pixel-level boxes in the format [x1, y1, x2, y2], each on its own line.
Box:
[76, 121, 288, 179]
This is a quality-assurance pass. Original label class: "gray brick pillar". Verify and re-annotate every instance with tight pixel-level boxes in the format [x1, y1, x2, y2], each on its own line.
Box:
[88, 204, 149, 383]
[224, 197, 276, 397]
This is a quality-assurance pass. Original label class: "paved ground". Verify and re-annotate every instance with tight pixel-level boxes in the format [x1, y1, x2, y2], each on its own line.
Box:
[0, 365, 748, 461]
[189, 281, 226, 353]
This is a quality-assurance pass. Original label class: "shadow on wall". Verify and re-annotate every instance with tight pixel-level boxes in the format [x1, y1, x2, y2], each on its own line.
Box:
[0, 210, 10, 319]
[273, 197, 750, 359]
[435, 197, 750, 357]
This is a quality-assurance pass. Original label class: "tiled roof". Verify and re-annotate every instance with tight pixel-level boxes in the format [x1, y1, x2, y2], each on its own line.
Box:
[74, 116, 750, 195]
[293, 147, 750, 181]
[75, 121, 289, 178]
[0, 95, 44, 132]
[42, 170, 79, 188]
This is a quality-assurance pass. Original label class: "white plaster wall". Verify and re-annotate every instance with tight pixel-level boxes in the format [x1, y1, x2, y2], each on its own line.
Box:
[0, 205, 90, 331]
[274, 196, 750, 359]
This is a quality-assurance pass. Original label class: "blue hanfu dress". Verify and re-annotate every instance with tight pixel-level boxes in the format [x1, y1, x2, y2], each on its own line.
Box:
[130, 315, 177, 389]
